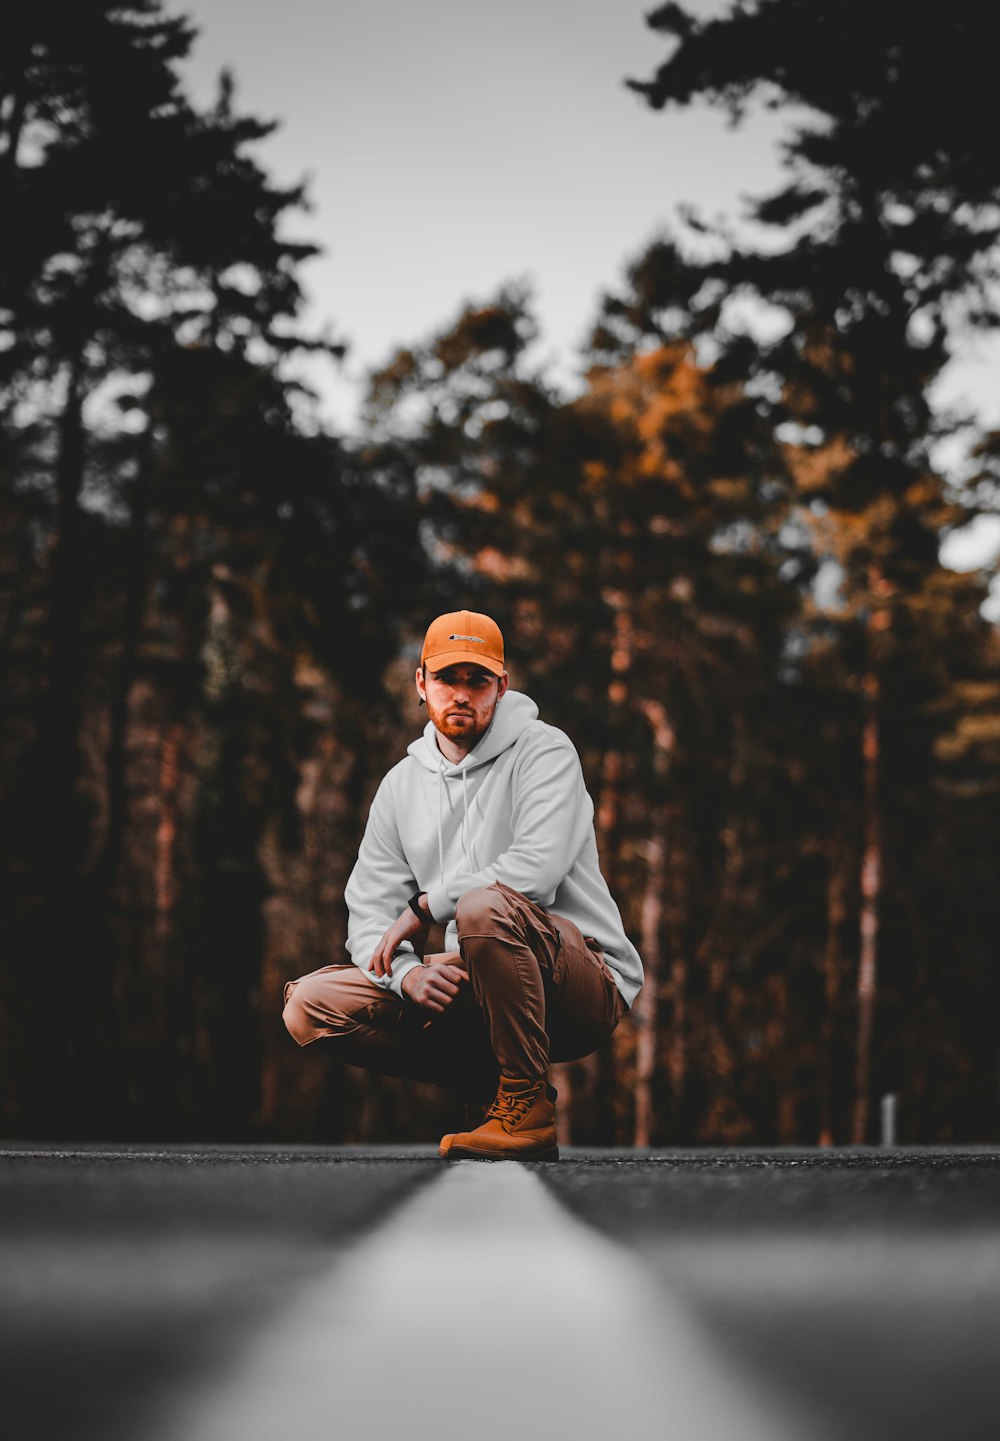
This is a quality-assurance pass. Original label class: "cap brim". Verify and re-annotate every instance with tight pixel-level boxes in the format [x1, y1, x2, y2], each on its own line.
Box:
[422, 649, 505, 677]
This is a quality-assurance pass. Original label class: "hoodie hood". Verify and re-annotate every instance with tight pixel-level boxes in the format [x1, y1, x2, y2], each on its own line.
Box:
[408, 689, 539, 773]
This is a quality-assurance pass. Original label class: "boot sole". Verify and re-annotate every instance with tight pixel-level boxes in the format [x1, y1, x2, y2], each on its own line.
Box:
[439, 1143, 560, 1162]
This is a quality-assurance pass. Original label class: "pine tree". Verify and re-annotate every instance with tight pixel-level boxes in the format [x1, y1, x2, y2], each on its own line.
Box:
[629, 0, 1000, 1140]
[0, 1, 348, 1131]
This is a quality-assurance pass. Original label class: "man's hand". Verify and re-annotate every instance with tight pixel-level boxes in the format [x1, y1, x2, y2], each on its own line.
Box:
[401, 959, 466, 1014]
[370, 906, 429, 977]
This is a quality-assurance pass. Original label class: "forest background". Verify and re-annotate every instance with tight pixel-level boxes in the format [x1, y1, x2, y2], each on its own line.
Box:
[2, 0, 998, 1147]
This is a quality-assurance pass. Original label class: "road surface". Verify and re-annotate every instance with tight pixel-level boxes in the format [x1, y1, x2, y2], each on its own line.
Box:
[1, 1145, 998, 1440]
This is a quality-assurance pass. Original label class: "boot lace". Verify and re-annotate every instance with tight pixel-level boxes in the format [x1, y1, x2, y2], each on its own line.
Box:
[485, 1083, 542, 1130]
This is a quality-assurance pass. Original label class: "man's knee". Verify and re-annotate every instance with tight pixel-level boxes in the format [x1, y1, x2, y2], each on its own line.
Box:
[455, 884, 512, 937]
[282, 967, 376, 1048]
[282, 975, 323, 1048]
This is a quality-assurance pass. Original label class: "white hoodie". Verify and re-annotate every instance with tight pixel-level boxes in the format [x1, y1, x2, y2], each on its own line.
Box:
[344, 690, 643, 1007]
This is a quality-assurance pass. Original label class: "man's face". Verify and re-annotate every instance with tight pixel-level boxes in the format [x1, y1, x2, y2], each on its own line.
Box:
[415, 663, 509, 754]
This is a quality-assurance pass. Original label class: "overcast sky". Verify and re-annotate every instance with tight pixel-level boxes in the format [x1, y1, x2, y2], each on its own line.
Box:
[175, 0, 1000, 589]
[177, 0, 792, 422]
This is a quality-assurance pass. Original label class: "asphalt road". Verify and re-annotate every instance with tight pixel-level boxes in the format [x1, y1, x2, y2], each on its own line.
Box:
[0, 1147, 436, 1441]
[545, 1149, 1000, 1441]
[2, 1145, 998, 1440]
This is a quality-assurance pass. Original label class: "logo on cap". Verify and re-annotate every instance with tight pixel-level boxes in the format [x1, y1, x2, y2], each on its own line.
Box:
[449, 633, 485, 643]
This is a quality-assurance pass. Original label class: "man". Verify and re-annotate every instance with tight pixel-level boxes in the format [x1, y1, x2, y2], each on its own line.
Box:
[283, 610, 642, 1159]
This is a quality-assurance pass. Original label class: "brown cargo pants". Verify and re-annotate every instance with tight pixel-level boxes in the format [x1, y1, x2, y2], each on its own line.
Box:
[282, 882, 626, 1099]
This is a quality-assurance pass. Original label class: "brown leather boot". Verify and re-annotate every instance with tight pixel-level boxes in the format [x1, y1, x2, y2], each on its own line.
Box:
[439, 1075, 559, 1161]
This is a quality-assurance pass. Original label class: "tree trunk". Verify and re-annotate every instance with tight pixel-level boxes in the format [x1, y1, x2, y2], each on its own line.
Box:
[152, 716, 188, 1123]
[819, 845, 848, 1145]
[633, 699, 675, 1146]
[595, 750, 623, 879]
[595, 590, 634, 892]
[155, 722, 183, 955]
[96, 423, 154, 893]
[852, 665, 881, 1143]
[698, 719, 745, 1139]
[633, 827, 666, 1147]
[852, 556, 891, 1145]
[46, 357, 88, 851]
[583, 588, 634, 1142]
[551, 1063, 573, 1147]
[28, 357, 90, 1128]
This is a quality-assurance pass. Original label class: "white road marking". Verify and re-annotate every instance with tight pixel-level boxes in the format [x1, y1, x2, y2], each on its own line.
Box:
[150, 1160, 819, 1441]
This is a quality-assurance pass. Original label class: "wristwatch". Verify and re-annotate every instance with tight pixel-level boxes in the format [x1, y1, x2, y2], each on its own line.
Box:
[408, 892, 430, 922]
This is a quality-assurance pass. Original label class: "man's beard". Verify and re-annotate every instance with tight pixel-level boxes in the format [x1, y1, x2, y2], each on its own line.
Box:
[425, 697, 494, 750]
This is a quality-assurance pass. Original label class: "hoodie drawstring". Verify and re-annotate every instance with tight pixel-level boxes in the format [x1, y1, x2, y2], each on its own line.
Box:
[435, 761, 474, 886]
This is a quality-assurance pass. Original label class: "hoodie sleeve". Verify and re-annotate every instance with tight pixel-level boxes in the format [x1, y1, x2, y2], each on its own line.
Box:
[344, 773, 423, 999]
[425, 732, 594, 924]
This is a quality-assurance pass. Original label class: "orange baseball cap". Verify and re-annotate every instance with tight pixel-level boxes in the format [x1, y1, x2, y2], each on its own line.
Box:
[421, 610, 505, 677]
